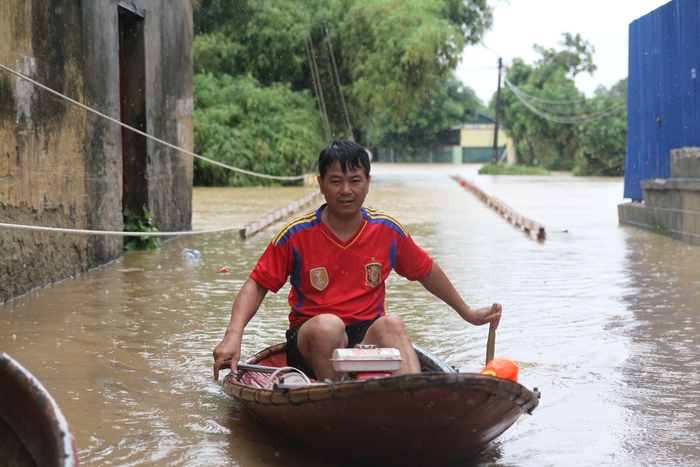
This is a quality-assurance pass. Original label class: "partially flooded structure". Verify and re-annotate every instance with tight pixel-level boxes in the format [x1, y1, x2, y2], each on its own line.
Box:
[619, 0, 700, 245]
[0, 1, 194, 302]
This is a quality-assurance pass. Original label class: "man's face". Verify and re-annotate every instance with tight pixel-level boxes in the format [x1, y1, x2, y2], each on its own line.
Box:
[317, 161, 370, 220]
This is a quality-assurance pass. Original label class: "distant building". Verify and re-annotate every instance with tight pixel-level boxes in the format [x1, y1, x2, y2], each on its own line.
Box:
[0, 1, 194, 302]
[373, 112, 514, 164]
[452, 112, 514, 164]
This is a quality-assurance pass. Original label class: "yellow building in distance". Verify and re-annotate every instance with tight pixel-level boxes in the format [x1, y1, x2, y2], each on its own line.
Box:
[453, 120, 515, 164]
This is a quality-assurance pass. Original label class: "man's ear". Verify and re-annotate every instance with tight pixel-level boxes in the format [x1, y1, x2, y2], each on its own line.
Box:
[316, 174, 323, 193]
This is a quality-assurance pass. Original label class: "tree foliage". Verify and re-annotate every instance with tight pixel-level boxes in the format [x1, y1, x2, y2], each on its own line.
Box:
[499, 57, 582, 170]
[192, 0, 493, 185]
[574, 79, 627, 176]
[377, 74, 484, 153]
[497, 33, 627, 174]
[193, 73, 322, 186]
[335, 0, 490, 140]
[194, 0, 309, 88]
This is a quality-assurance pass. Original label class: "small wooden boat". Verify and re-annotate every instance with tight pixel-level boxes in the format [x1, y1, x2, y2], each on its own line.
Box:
[0, 352, 78, 467]
[223, 343, 539, 466]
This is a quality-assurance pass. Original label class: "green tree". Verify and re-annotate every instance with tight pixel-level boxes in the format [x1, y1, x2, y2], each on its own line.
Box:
[194, 0, 309, 88]
[532, 33, 597, 82]
[573, 79, 627, 176]
[192, 0, 494, 185]
[193, 0, 324, 186]
[193, 73, 322, 186]
[499, 33, 596, 170]
[335, 0, 491, 142]
[377, 73, 484, 153]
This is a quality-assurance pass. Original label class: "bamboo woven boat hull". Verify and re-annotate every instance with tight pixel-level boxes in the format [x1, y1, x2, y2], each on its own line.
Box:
[223, 343, 539, 466]
[0, 352, 78, 467]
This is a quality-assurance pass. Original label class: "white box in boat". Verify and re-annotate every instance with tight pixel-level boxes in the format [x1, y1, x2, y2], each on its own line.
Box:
[331, 347, 402, 372]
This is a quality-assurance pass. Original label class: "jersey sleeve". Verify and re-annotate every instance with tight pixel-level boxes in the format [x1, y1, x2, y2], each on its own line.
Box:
[394, 233, 433, 281]
[250, 241, 293, 293]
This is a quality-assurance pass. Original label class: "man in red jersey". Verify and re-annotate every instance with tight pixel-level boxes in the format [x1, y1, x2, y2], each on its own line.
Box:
[213, 140, 501, 381]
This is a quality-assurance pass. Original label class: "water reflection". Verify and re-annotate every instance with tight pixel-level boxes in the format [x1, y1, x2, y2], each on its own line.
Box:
[620, 233, 700, 465]
[0, 164, 699, 465]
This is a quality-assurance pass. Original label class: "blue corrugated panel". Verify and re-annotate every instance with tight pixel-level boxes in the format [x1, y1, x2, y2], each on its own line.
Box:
[624, 0, 700, 200]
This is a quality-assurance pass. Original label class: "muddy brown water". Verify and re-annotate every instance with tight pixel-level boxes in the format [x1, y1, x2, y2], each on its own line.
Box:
[2, 164, 700, 466]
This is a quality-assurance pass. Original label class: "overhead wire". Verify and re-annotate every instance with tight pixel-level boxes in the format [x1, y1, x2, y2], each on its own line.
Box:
[0, 62, 310, 182]
[323, 20, 353, 139]
[0, 222, 242, 236]
[507, 85, 589, 105]
[305, 35, 332, 141]
[504, 76, 626, 124]
[474, 42, 626, 125]
[0, 61, 316, 236]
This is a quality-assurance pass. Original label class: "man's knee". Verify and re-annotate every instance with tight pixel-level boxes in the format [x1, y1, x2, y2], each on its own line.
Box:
[304, 314, 345, 334]
[372, 314, 408, 334]
[298, 314, 346, 348]
[362, 314, 411, 346]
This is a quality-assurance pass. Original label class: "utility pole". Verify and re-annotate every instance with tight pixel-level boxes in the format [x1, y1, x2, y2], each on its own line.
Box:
[491, 57, 503, 165]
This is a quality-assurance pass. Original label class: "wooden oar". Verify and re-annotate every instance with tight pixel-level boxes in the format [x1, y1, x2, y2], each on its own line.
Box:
[485, 303, 498, 364]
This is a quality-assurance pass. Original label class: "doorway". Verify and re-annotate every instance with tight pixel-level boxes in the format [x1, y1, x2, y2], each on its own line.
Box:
[118, 4, 148, 217]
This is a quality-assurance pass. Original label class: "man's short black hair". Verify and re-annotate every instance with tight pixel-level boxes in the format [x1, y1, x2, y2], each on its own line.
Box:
[318, 140, 370, 179]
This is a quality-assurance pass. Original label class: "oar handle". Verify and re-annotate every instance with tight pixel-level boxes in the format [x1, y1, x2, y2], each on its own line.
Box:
[485, 303, 497, 363]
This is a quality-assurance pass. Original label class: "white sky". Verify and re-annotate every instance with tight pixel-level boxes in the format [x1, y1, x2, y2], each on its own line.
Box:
[455, 0, 672, 104]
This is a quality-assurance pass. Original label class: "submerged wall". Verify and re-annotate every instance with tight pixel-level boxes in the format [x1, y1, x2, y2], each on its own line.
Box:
[0, 0, 193, 303]
[619, 147, 700, 246]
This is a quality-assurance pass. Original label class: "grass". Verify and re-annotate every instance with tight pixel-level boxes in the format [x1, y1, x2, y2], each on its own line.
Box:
[478, 163, 550, 176]
[651, 223, 669, 236]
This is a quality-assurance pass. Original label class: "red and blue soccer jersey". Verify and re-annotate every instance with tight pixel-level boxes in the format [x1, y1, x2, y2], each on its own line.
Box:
[250, 204, 433, 327]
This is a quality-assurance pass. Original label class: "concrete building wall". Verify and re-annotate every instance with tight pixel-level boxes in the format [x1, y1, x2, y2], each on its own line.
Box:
[0, 0, 193, 303]
[619, 147, 700, 246]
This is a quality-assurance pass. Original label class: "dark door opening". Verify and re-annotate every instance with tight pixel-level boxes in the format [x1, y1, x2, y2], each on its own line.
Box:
[118, 5, 148, 217]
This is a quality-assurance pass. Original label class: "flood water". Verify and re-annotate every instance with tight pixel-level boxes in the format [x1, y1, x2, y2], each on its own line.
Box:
[2, 163, 700, 466]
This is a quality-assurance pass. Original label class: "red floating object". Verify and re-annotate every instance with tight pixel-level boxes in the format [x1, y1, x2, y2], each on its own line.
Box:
[480, 358, 519, 382]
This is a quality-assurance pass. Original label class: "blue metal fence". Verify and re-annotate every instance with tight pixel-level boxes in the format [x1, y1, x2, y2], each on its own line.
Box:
[625, 0, 700, 200]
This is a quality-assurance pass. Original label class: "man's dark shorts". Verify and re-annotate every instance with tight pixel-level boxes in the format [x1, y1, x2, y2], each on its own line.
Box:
[285, 317, 379, 380]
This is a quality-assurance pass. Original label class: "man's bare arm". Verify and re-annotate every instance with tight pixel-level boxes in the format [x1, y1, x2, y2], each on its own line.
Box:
[418, 262, 501, 328]
[212, 277, 268, 380]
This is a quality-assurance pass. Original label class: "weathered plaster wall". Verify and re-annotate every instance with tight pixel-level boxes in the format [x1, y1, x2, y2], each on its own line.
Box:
[0, 0, 92, 301]
[143, 0, 194, 233]
[80, 0, 194, 259]
[0, 0, 193, 303]
[81, 2, 127, 268]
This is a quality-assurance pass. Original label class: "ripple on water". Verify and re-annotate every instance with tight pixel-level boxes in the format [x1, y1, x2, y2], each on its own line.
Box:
[2, 167, 700, 465]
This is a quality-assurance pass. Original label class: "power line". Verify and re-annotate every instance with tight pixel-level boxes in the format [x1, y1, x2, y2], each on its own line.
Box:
[324, 20, 353, 139]
[0, 222, 242, 236]
[305, 34, 332, 142]
[480, 41, 500, 59]
[504, 77, 625, 124]
[458, 65, 498, 72]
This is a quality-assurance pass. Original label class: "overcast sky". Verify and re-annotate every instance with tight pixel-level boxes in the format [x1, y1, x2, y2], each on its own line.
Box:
[455, 0, 672, 104]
